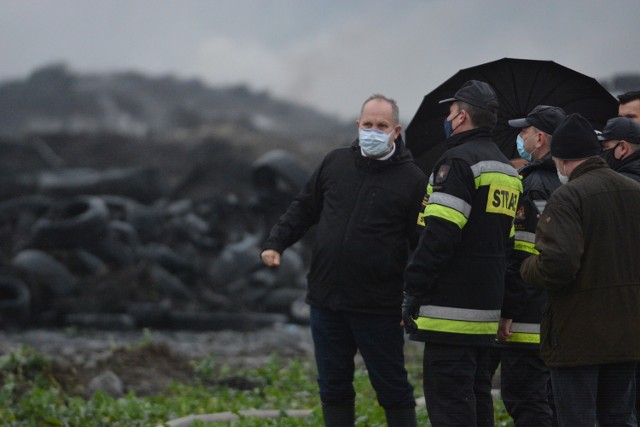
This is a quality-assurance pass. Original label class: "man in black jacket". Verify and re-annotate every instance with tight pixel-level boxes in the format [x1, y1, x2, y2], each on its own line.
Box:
[599, 116, 640, 183]
[497, 105, 565, 426]
[261, 94, 427, 427]
[402, 80, 522, 426]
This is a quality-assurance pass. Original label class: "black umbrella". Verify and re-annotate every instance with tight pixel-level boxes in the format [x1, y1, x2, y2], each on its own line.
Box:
[406, 57, 618, 175]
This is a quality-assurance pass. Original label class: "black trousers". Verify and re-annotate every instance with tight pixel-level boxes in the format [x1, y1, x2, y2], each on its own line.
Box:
[423, 342, 494, 427]
[550, 362, 636, 426]
[500, 346, 555, 427]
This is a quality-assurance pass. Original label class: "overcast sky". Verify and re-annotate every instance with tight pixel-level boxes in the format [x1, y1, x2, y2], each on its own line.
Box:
[2, 0, 639, 123]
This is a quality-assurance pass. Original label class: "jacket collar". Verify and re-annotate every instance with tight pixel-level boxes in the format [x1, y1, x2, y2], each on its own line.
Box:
[351, 134, 414, 171]
[519, 152, 556, 176]
[445, 127, 493, 148]
[570, 156, 609, 181]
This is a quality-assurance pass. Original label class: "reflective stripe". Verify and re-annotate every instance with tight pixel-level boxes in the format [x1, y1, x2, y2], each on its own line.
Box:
[506, 332, 540, 344]
[416, 306, 500, 336]
[424, 192, 471, 229]
[470, 160, 522, 194]
[428, 193, 472, 217]
[505, 322, 540, 343]
[475, 172, 522, 190]
[514, 240, 539, 255]
[416, 317, 498, 334]
[515, 231, 535, 244]
[533, 199, 547, 213]
[515, 231, 539, 254]
[510, 322, 540, 333]
[424, 204, 468, 229]
[510, 224, 515, 238]
[420, 305, 500, 322]
[471, 160, 521, 179]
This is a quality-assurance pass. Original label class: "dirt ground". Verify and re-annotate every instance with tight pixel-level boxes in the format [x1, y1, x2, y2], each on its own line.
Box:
[0, 324, 315, 398]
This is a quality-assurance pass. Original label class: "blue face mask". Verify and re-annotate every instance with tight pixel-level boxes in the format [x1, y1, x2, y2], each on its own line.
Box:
[359, 128, 393, 157]
[443, 112, 461, 139]
[516, 135, 532, 161]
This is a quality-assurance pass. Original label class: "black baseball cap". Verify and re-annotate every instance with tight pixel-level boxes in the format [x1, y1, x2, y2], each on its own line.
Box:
[551, 113, 601, 160]
[439, 80, 498, 112]
[600, 117, 640, 144]
[508, 105, 567, 135]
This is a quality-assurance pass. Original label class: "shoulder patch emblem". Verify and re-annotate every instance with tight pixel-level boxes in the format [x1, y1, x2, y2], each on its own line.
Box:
[435, 164, 450, 184]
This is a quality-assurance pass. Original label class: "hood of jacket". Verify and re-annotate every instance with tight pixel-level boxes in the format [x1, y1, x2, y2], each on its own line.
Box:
[519, 152, 556, 178]
[445, 127, 493, 149]
[351, 133, 415, 172]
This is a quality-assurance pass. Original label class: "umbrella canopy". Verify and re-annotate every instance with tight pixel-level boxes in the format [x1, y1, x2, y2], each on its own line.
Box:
[406, 58, 618, 175]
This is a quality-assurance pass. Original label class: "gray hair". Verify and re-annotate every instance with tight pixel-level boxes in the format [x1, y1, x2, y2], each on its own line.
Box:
[360, 94, 400, 124]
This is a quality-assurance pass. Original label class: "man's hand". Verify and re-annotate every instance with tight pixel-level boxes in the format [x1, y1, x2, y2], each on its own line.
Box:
[261, 249, 281, 267]
[497, 317, 513, 341]
[401, 292, 420, 334]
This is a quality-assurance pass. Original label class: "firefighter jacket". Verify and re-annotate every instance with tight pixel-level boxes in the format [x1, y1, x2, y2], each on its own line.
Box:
[262, 138, 427, 315]
[521, 157, 640, 367]
[404, 128, 522, 346]
[500, 153, 560, 347]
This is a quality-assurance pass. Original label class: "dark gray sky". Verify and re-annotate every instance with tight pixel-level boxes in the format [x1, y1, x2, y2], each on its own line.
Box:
[2, 0, 639, 122]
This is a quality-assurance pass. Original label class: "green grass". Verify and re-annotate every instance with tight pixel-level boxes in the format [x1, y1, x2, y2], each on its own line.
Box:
[0, 340, 514, 426]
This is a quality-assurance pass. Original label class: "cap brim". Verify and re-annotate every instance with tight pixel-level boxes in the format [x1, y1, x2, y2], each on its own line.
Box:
[438, 97, 456, 104]
[508, 118, 530, 128]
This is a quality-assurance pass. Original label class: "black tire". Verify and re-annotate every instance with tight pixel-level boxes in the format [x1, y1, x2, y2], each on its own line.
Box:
[38, 166, 170, 204]
[166, 311, 287, 331]
[63, 312, 135, 330]
[29, 196, 109, 249]
[85, 221, 138, 267]
[11, 249, 78, 296]
[0, 195, 53, 218]
[138, 243, 194, 275]
[251, 149, 310, 196]
[206, 234, 263, 287]
[0, 275, 31, 329]
[125, 301, 171, 329]
[149, 264, 194, 300]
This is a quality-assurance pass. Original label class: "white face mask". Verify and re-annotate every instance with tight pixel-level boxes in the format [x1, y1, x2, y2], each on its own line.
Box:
[556, 162, 569, 185]
[359, 128, 393, 157]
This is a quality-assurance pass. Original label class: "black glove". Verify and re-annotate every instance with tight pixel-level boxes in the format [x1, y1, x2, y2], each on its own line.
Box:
[401, 292, 420, 335]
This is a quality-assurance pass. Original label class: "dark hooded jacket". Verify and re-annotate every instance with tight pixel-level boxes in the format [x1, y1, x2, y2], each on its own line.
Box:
[614, 149, 640, 182]
[263, 138, 427, 315]
[521, 157, 640, 367]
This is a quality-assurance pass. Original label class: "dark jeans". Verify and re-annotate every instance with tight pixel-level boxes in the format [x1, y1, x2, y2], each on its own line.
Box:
[550, 362, 637, 427]
[500, 346, 554, 427]
[422, 342, 494, 427]
[309, 306, 415, 409]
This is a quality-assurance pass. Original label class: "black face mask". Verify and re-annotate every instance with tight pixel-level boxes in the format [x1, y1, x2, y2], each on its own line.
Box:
[600, 143, 622, 169]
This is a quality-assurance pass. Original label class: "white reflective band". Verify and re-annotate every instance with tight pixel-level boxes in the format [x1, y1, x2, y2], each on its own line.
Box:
[428, 173, 434, 185]
[428, 192, 472, 218]
[471, 160, 520, 178]
[419, 305, 500, 322]
[533, 199, 547, 213]
[510, 322, 540, 334]
[515, 231, 536, 244]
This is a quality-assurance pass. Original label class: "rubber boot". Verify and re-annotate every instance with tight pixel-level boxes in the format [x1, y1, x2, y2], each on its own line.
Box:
[384, 407, 417, 427]
[322, 404, 355, 427]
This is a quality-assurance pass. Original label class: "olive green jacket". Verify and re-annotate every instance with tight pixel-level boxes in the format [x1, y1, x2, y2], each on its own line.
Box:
[521, 157, 640, 367]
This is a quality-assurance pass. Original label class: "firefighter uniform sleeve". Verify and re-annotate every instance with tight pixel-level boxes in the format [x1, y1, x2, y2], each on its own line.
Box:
[502, 195, 539, 319]
[404, 158, 475, 297]
[520, 196, 584, 291]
